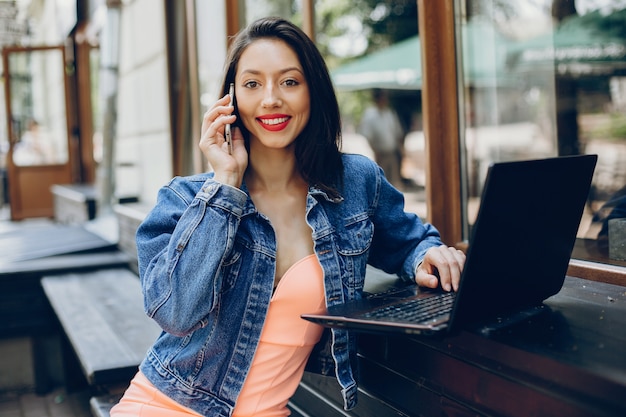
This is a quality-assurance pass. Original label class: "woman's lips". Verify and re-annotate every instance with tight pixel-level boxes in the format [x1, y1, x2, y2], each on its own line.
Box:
[257, 115, 291, 132]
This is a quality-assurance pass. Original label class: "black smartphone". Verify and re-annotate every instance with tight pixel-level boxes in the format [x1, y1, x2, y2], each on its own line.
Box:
[225, 83, 234, 155]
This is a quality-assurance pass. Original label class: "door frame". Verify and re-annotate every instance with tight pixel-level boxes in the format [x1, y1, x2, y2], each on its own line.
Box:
[2, 44, 75, 220]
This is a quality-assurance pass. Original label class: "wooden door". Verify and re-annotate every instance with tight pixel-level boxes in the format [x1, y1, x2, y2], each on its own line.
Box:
[2, 45, 74, 220]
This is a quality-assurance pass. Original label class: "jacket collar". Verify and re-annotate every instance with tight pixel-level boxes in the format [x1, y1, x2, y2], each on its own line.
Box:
[238, 181, 344, 217]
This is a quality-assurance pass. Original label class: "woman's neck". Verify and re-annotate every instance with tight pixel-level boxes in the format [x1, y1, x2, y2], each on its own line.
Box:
[245, 147, 304, 193]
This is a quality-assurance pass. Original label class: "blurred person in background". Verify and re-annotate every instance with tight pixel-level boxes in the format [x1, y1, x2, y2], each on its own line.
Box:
[358, 88, 405, 188]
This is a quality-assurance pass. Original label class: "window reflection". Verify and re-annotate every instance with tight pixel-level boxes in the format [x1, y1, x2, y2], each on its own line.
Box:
[244, 0, 294, 23]
[7, 48, 69, 166]
[13, 118, 59, 165]
[194, 0, 227, 112]
[458, 0, 626, 266]
[318, 2, 424, 215]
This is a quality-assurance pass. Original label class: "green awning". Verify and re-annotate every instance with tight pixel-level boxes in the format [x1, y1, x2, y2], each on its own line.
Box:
[506, 9, 626, 76]
[331, 36, 422, 91]
[331, 20, 516, 91]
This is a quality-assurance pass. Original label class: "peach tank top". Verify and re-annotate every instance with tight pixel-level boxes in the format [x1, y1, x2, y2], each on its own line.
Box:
[232, 254, 326, 417]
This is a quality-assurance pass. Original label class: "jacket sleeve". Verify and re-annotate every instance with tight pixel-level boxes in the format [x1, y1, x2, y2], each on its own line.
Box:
[360, 158, 442, 281]
[136, 177, 247, 336]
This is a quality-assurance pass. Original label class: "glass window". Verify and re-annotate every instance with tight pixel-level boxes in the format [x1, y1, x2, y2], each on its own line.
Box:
[195, 0, 228, 113]
[7, 48, 69, 166]
[456, 0, 626, 267]
[244, 0, 295, 23]
[317, 1, 424, 216]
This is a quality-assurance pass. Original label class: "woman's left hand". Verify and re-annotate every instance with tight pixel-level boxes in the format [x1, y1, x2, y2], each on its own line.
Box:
[415, 245, 466, 292]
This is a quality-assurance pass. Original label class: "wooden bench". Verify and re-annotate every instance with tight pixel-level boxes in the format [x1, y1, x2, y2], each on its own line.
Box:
[51, 184, 99, 224]
[0, 222, 124, 340]
[112, 203, 153, 274]
[41, 269, 160, 386]
[42, 267, 160, 416]
[51, 183, 139, 225]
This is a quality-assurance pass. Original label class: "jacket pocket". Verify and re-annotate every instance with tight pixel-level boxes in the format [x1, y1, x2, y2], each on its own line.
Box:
[334, 215, 373, 291]
[219, 243, 242, 295]
[336, 214, 373, 255]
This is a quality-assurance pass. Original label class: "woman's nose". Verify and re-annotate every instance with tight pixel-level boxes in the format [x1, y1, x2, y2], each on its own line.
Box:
[261, 85, 282, 108]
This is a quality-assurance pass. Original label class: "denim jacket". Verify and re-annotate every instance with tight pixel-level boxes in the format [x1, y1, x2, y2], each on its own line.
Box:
[137, 153, 442, 416]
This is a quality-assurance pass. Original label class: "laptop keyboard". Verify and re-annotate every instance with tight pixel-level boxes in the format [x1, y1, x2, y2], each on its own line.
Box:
[360, 292, 455, 323]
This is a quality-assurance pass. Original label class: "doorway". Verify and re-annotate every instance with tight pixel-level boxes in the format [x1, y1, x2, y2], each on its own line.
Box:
[2, 45, 74, 220]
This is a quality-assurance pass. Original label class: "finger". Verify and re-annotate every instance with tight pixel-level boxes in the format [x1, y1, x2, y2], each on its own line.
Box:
[430, 248, 454, 292]
[418, 273, 439, 289]
[231, 126, 245, 151]
[231, 127, 249, 172]
[416, 246, 465, 291]
[436, 247, 466, 292]
[415, 259, 439, 289]
[201, 95, 235, 135]
[200, 113, 236, 150]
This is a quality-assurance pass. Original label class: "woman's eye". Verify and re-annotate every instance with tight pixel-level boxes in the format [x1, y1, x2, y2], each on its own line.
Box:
[244, 80, 259, 89]
[283, 79, 299, 87]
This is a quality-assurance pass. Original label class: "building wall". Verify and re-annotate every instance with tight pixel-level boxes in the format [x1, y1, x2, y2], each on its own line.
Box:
[115, 0, 172, 205]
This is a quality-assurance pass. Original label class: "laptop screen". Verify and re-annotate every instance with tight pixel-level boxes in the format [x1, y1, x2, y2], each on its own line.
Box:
[448, 154, 597, 332]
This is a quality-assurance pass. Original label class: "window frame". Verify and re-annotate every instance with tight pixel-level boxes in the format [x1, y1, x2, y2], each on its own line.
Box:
[417, 0, 464, 247]
[417, 0, 625, 286]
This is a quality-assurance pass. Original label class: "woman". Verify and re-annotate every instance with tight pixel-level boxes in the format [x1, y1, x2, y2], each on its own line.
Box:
[112, 16, 465, 417]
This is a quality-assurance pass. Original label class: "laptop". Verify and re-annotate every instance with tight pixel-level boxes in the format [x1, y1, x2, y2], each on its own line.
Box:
[302, 154, 598, 336]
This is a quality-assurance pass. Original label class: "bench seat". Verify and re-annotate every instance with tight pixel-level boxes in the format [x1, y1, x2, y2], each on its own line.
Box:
[51, 184, 99, 224]
[90, 392, 124, 417]
[41, 268, 160, 386]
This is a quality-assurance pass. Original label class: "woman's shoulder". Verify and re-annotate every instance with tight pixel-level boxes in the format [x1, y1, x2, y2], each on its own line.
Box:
[339, 153, 382, 199]
[162, 172, 214, 199]
[167, 172, 212, 187]
[341, 153, 380, 178]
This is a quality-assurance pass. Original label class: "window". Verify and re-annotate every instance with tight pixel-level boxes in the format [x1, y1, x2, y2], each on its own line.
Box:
[454, 0, 626, 279]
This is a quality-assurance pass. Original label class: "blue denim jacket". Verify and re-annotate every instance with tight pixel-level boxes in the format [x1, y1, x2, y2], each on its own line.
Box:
[137, 154, 442, 416]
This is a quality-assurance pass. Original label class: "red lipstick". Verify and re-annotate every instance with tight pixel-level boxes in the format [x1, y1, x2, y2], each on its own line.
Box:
[257, 114, 291, 132]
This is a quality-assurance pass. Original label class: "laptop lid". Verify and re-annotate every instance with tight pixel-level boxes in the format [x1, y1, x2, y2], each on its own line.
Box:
[447, 153, 597, 332]
[302, 154, 598, 336]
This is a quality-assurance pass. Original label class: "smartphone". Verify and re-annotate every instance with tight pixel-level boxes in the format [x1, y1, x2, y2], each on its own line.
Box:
[225, 83, 235, 155]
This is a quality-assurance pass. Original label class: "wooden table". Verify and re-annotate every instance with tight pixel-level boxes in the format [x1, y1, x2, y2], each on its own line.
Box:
[0, 222, 116, 264]
[291, 273, 626, 417]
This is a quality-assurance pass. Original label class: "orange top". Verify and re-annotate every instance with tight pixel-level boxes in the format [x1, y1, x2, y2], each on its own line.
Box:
[232, 254, 326, 417]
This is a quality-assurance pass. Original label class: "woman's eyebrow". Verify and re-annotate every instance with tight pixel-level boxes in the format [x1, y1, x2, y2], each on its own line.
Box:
[240, 66, 304, 76]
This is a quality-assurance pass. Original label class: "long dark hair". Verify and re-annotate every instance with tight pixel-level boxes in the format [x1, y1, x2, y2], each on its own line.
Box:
[220, 17, 344, 198]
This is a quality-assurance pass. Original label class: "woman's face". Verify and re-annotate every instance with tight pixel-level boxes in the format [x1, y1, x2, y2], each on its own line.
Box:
[235, 38, 310, 151]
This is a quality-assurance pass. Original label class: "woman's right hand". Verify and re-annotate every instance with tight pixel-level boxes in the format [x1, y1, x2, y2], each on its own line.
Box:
[199, 93, 248, 188]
